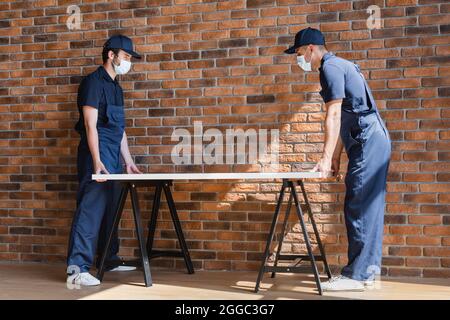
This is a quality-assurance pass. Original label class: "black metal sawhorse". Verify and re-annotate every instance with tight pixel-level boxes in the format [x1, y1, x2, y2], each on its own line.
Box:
[96, 180, 194, 287]
[254, 179, 332, 295]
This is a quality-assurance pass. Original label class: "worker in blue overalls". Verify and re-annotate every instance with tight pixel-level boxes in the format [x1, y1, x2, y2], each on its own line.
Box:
[67, 35, 143, 286]
[285, 28, 391, 291]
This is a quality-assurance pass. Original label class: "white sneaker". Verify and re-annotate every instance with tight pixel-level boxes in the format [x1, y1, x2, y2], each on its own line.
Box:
[362, 278, 375, 287]
[67, 272, 101, 286]
[109, 265, 137, 272]
[321, 275, 365, 292]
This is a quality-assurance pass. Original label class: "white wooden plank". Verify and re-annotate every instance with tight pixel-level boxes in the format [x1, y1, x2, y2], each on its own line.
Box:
[91, 172, 324, 181]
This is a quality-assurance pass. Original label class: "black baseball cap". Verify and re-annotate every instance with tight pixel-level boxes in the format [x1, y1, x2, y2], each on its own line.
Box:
[103, 34, 141, 59]
[284, 27, 325, 54]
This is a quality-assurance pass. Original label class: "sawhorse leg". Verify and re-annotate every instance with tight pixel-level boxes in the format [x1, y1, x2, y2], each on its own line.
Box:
[146, 180, 194, 275]
[130, 183, 152, 287]
[97, 182, 153, 287]
[254, 181, 286, 293]
[146, 183, 162, 256]
[271, 192, 292, 278]
[254, 179, 331, 295]
[298, 180, 332, 279]
[291, 180, 322, 294]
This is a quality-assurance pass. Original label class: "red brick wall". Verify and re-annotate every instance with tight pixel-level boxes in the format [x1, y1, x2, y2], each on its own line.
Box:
[0, 0, 449, 278]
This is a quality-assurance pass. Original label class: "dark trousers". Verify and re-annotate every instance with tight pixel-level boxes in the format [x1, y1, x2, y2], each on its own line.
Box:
[340, 113, 391, 281]
[66, 145, 121, 273]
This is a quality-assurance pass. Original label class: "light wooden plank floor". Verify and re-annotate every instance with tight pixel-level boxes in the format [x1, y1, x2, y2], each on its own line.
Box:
[0, 263, 448, 300]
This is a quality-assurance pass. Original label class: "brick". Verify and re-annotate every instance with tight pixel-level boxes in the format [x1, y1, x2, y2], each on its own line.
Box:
[406, 26, 439, 36]
[406, 5, 439, 15]
[406, 258, 440, 268]
[387, 78, 421, 89]
[246, 95, 275, 104]
[307, 12, 338, 23]
[424, 226, 450, 236]
[134, 8, 160, 17]
[173, 51, 200, 60]
[382, 257, 405, 266]
[406, 236, 441, 245]
[389, 246, 422, 257]
[390, 226, 422, 235]
[403, 151, 438, 161]
[386, 0, 416, 6]
[420, 120, 450, 130]
[423, 269, 450, 278]
[246, 0, 275, 8]
[424, 247, 450, 257]
[421, 205, 450, 214]
[422, 78, 450, 87]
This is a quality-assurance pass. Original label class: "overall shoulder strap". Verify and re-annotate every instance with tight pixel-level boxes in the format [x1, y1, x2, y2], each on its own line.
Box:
[354, 63, 390, 137]
[354, 63, 376, 111]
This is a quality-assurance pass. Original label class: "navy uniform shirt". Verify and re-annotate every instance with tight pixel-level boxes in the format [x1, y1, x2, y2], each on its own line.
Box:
[75, 66, 124, 135]
[319, 52, 372, 114]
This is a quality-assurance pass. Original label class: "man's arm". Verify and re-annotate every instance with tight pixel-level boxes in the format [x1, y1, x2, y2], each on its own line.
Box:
[323, 99, 342, 161]
[333, 135, 344, 160]
[83, 105, 109, 181]
[313, 99, 342, 176]
[120, 131, 133, 165]
[120, 131, 142, 174]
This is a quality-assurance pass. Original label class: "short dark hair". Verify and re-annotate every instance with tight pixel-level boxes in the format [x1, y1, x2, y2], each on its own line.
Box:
[102, 47, 120, 63]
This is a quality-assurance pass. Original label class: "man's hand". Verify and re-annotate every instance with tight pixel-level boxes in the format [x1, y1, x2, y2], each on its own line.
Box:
[331, 156, 343, 181]
[94, 160, 109, 182]
[331, 156, 340, 177]
[312, 157, 333, 177]
[120, 132, 143, 175]
[125, 162, 143, 174]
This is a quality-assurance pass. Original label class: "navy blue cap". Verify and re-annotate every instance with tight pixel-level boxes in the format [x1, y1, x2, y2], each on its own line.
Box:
[284, 27, 325, 54]
[104, 34, 141, 59]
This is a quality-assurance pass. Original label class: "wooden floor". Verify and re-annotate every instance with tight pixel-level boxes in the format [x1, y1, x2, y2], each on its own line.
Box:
[0, 263, 448, 300]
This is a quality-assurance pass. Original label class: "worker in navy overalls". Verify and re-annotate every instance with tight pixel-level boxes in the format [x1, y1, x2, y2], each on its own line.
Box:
[66, 35, 143, 286]
[285, 28, 391, 291]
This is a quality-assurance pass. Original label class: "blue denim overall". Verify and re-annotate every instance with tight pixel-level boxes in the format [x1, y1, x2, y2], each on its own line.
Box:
[67, 87, 125, 273]
[340, 63, 392, 281]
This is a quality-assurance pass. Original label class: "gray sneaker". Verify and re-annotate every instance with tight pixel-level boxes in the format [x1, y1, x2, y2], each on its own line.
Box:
[67, 272, 101, 286]
[109, 265, 137, 272]
[103, 259, 137, 272]
[321, 275, 365, 292]
[362, 278, 375, 286]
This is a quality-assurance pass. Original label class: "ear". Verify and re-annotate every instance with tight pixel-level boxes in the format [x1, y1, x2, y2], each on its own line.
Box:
[108, 49, 115, 61]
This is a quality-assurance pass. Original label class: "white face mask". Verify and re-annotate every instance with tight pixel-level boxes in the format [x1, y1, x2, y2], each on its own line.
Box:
[297, 55, 312, 72]
[113, 57, 131, 75]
